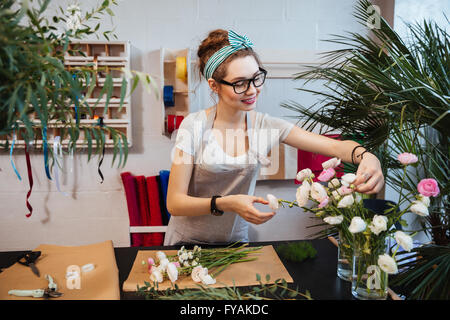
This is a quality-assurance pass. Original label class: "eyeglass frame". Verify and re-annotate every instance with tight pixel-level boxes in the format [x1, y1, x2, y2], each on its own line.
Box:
[218, 68, 267, 94]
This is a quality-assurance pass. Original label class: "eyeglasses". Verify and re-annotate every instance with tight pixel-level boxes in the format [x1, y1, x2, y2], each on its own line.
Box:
[218, 68, 267, 94]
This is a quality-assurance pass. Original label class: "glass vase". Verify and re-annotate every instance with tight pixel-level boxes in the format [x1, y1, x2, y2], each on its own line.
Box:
[337, 231, 353, 281]
[351, 238, 389, 300]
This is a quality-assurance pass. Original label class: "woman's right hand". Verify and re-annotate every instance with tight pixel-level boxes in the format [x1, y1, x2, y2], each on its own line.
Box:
[216, 195, 276, 225]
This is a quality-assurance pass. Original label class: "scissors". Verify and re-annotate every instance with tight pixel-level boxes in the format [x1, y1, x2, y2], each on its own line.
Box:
[17, 251, 41, 277]
[8, 274, 63, 299]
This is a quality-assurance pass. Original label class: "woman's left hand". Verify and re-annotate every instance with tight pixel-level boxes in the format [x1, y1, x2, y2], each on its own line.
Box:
[353, 152, 385, 194]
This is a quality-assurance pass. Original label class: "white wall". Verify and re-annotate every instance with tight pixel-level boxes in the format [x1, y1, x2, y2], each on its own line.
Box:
[0, 0, 369, 250]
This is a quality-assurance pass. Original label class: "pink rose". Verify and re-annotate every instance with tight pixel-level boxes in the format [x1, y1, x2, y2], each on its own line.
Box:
[397, 153, 418, 165]
[417, 178, 440, 197]
[318, 196, 329, 208]
[318, 168, 336, 182]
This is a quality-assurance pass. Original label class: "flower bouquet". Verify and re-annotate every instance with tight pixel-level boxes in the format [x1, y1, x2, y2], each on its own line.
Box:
[141, 242, 262, 288]
[269, 153, 440, 300]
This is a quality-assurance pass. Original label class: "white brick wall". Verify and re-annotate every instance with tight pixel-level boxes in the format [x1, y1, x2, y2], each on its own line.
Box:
[1, 0, 369, 250]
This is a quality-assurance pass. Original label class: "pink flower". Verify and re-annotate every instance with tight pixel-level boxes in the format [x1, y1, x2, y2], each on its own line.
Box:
[338, 186, 353, 195]
[318, 168, 336, 182]
[417, 178, 440, 197]
[397, 153, 418, 165]
[318, 196, 329, 208]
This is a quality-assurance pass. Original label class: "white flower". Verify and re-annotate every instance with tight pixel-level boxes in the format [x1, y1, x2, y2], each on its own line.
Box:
[149, 269, 163, 283]
[348, 216, 366, 233]
[192, 260, 198, 266]
[266, 194, 279, 211]
[200, 274, 216, 285]
[187, 251, 194, 260]
[322, 157, 341, 169]
[341, 173, 357, 187]
[159, 258, 170, 271]
[66, 16, 82, 31]
[310, 182, 328, 202]
[193, 245, 200, 253]
[156, 251, 166, 262]
[328, 178, 340, 189]
[395, 231, 413, 252]
[337, 194, 354, 208]
[323, 215, 344, 225]
[296, 169, 313, 182]
[296, 181, 311, 207]
[67, 4, 81, 14]
[191, 266, 205, 283]
[180, 252, 188, 261]
[166, 263, 178, 283]
[417, 195, 430, 207]
[410, 201, 429, 216]
[378, 254, 398, 274]
[368, 215, 388, 235]
[183, 261, 190, 267]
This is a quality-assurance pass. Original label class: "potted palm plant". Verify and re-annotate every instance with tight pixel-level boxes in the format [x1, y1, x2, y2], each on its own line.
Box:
[281, 0, 449, 299]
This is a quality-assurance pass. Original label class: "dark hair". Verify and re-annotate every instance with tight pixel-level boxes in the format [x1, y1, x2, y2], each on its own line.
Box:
[197, 29, 262, 80]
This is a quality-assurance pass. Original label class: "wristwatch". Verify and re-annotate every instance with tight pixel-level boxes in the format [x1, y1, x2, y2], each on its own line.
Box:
[210, 195, 224, 216]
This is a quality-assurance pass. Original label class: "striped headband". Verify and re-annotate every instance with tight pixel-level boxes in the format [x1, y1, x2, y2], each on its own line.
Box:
[203, 30, 254, 80]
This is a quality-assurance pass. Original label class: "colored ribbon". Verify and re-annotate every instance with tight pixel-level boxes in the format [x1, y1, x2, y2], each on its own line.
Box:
[10, 127, 22, 181]
[167, 115, 184, 133]
[203, 30, 254, 79]
[25, 143, 33, 218]
[175, 56, 187, 82]
[97, 117, 105, 184]
[163, 85, 174, 107]
[43, 125, 52, 180]
[53, 136, 68, 196]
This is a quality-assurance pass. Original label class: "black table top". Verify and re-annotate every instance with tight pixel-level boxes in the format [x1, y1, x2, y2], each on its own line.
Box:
[0, 239, 353, 300]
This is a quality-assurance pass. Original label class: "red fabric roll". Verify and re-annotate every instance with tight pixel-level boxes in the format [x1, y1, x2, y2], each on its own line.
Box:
[296, 134, 344, 184]
[175, 115, 184, 129]
[120, 172, 143, 247]
[167, 115, 176, 133]
[135, 176, 154, 246]
[146, 176, 165, 246]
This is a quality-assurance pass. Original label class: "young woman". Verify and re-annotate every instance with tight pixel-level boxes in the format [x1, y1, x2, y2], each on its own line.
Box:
[164, 29, 384, 245]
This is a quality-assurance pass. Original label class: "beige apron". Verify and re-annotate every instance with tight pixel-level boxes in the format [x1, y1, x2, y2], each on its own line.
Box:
[164, 106, 262, 245]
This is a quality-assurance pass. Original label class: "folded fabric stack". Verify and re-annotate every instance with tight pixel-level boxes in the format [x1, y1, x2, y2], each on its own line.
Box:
[120, 170, 171, 247]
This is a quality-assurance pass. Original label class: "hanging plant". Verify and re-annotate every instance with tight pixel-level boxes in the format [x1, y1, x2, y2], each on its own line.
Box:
[0, 0, 157, 169]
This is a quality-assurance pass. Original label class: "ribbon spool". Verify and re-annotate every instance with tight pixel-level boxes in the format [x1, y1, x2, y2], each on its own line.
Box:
[175, 56, 187, 82]
[167, 115, 184, 134]
[163, 85, 174, 107]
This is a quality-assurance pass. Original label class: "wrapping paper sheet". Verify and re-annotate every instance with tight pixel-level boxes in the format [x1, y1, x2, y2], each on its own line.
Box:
[0, 240, 120, 300]
[123, 245, 293, 291]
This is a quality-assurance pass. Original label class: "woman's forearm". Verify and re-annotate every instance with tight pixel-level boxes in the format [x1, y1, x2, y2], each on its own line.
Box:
[167, 194, 231, 217]
[335, 140, 369, 165]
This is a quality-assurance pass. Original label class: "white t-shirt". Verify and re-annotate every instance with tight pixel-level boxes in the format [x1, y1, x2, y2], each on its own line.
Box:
[174, 109, 295, 172]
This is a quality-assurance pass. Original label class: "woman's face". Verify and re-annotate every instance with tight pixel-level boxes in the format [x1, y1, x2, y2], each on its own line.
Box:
[214, 55, 262, 112]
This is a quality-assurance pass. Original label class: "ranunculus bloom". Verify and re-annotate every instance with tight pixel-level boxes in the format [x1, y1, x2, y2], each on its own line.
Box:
[368, 215, 388, 235]
[397, 152, 418, 165]
[267, 194, 279, 211]
[378, 254, 398, 274]
[200, 274, 216, 285]
[149, 269, 164, 283]
[296, 181, 311, 207]
[417, 178, 440, 197]
[159, 258, 170, 271]
[322, 157, 341, 169]
[311, 182, 328, 202]
[318, 196, 330, 208]
[156, 251, 166, 262]
[348, 216, 366, 233]
[147, 258, 155, 266]
[337, 195, 354, 208]
[296, 168, 313, 182]
[318, 168, 336, 182]
[341, 173, 357, 187]
[323, 215, 343, 225]
[167, 263, 179, 283]
[191, 266, 204, 283]
[410, 200, 429, 216]
[417, 195, 430, 207]
[338, 185, 353, 195]
[394, 231, 413, 252]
